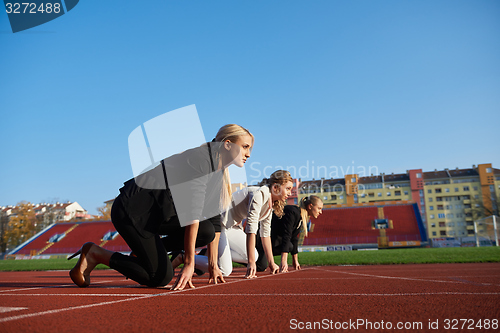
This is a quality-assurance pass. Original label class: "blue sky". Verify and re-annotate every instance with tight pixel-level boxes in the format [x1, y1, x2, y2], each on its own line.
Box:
[1, 0, 499, 215]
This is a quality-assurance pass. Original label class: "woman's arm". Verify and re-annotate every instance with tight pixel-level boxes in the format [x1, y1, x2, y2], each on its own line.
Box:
[260, 235, 279, 274]
[245, 233, 257, 278]
[172, 221, 198, 290]
[292, 253, 301, 270]
[280, 252, 289, 273]
[206, 232, 225, 284]
[244, 191, 264, 278]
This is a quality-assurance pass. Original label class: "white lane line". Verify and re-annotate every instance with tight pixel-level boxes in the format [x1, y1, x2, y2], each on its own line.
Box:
[163, 292, 500, 296]
[0, 280, 115, 293]
[0, 293, 158, 297]
[0, 269, 306, 323]
[1, 292, 499, 297]
[311, 267, 500, 286]
[0, 307, 28, 314]
[0, 295, 155, 323]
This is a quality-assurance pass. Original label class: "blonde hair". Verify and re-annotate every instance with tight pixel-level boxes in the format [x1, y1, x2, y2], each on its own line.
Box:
[213, 124, 254, 210]
[259, 170, 293, 218]
[298, 195, 322, 237]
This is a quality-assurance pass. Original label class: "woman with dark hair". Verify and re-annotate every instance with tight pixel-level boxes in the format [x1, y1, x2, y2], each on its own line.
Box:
[256, 195, 323, 272]
[68, 124, 254, 290]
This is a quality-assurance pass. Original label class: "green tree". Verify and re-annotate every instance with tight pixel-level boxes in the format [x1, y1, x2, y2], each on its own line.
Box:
[4, 201, 37, 249]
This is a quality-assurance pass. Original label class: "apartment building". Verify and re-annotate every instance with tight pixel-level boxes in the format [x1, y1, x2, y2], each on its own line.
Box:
[298, 163, 499, 240]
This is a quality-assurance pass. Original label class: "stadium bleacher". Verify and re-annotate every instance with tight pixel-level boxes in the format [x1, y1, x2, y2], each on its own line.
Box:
[303, 203, 427, 247]
[10, 202, 427, 257]
[10, 221, 130, 256]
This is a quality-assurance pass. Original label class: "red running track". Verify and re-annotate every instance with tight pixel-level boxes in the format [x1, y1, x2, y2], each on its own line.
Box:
[0, 263, 499, 332]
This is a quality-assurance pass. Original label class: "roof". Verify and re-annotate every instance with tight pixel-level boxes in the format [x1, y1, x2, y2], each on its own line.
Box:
[447, 168, 479, 177]
[359, 176, 383, 184]
[381, 173, 410, 182]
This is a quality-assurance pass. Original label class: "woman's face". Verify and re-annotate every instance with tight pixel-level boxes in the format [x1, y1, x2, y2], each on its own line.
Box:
[225, 134, 253, 168]
[272, 180, 294, 202]
[308, 201, 323, 219]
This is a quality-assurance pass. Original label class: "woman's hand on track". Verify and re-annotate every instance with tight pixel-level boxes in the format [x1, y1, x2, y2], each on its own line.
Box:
[171, 263, 195, 290]
[279, 261, 288, 273]
[269, 262, 279, 274]
[208, 265, 226, 284]
[245, 262, 257, 279]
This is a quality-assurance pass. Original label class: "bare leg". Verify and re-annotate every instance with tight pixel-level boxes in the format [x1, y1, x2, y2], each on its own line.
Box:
[69, 243, 114, 287]
[80, 244, 114, 275]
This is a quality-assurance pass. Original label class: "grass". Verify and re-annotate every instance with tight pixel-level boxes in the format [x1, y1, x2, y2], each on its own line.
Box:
[0, 247, 499, 272]
[290, 247, 500, 266]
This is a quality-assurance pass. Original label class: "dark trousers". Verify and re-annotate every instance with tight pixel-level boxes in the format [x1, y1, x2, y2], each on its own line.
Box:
[109, 195, 215, 287]
[255, 234, 294, 272]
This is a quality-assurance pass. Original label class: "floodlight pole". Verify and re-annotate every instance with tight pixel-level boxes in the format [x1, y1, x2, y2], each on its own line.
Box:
[474, 220, 479, 247]
[494, 215, 498, 247]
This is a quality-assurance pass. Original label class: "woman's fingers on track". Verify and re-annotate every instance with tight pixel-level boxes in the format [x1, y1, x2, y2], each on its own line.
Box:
[209, 276, 226, 284]
[244, 268, 257, 279]
[171, 274, 195, 290]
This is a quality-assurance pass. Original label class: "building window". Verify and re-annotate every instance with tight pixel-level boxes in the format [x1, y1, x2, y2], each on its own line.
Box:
[463, 186, 469, 191]
[404, 191, 408, 195]
[351, 177, 356, 183]
[323, 196, 328, 200]
[430, 214, 435, 219]
[435, 188, 442, 193]
[431, 223, 436, 228]
[428, 198, 433, 202]
[438, 213, 445, 218]
[455, 188, 459, 192]
[416, 173, 422, 178]
[377, 193, 382, 197]
[437, 205, 443, 210]
[339, 195, 344, 200]
[486, 167, 492, 173]
[428, 189, 432, 194]
[439, 222, 445, 227]
[432, 231, 436, 236]
[419, 190, 424, 197]
[395, 190, 401, 196]
[445, 188, 450, 192]
[387, 192, 391, 196]
[436, 197, 443, 202]
[368, 193, 374, 197]
[331, 195, 337, 200]
[440, 231, 446, 236]
[473, 186, 478, 191]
